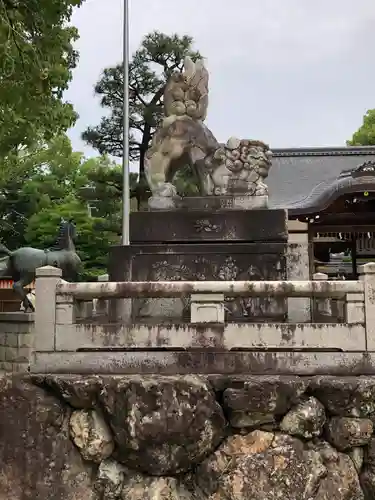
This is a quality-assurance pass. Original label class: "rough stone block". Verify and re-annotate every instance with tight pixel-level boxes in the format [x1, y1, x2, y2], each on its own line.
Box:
[0, 374, 370, 498]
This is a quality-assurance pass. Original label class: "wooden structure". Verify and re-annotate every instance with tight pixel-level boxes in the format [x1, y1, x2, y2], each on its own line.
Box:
[269, 147, 375, 279]
[0, 278, 35, 312]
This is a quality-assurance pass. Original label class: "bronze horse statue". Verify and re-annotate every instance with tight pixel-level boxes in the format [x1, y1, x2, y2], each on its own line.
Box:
[0, 219, 81, 312]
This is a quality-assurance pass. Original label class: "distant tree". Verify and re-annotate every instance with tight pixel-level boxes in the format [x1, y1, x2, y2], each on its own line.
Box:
[0, 135, 85, 248]
[0, 0, 83, 157]
[0, 136, 137, 278]
[77, 157, 138, 233]
[82, 31, 201, 201]
[348, 109, 375, 145]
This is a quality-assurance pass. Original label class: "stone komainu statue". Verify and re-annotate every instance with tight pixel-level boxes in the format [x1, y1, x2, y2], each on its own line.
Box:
[145, 56, 273, 209]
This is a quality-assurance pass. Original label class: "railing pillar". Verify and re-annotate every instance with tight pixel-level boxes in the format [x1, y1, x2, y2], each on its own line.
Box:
[35, 266, 62, 351]
[56, 294, 75, 325]
[95, 273, 109, 316]
[190, 293, 225, 324]
[287, 221, 311, 322]
[313, 272, 331, 321]
[345, 292, 365, 324]
[359, 262, 375, 350]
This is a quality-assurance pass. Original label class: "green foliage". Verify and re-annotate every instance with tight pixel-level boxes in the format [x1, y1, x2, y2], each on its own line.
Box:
[0, 136, 130, 279]
[174, 165, 200, 197]
[347, 109, 375, 146]
[0, 0, 83, 156]
[0, 135, 84, 247]
[82, 31, 201, 183]
[0, 1, 131, 279]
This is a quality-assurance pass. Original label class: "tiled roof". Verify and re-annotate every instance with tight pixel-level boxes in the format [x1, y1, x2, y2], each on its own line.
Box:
[268, 147, 375, 209]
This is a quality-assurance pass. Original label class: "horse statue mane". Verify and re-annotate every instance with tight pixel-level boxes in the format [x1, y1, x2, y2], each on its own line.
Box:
[0, 217, 81, 311]
[49, 218, 77, 251]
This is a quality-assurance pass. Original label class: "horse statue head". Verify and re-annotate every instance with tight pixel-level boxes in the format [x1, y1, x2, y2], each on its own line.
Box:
[51, 218, 77, 252]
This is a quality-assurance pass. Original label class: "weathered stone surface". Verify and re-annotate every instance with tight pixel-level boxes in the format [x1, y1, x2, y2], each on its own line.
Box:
[360, 469, 375, 500]
[310, 376, 375, 418]
[326, 417, 373, 451]
[196, 432, 363, 500]
[364, 437, 375, 467]
[221, 375, 307, 427]
[348, 447, 364, 473]
[228, 410, 275, 428]
[144, 55, 272, 203]
[100, 375, 225, 475]
[2, 373, 372, 498]
[307, 441, 364, 500]
[196, 431, 326, 499]
[129, 209, 288, 243]
[32, 375, 102, 409]
[0, 374, 97, 500]
[121, 475, 193, 500]
[360, 438, 375, 499]
[280, 396, 326, 439]
[70, 409, 114, 463]
[95, 459, 127, 499]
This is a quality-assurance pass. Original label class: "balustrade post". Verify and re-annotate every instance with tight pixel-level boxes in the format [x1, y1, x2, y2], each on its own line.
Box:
[358, 262, 375, 350]
[95, 273, 109, 317]
[287, 221, 311, 322]
[345, 292, 365, 324]
[55, 294, 75, 326]
[35, 266, 62, 351]
[313, 272, 331, 321]
[190, 293, 225, 324]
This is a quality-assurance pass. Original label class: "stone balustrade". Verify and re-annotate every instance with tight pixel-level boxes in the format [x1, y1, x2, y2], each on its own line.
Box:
[1, 263, 375, 375]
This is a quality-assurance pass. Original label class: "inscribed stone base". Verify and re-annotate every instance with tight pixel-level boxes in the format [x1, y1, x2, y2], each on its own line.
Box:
[177, 195, 269, 210]
[108, 209, 288, 324]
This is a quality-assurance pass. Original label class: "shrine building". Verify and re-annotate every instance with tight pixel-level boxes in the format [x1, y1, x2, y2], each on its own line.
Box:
[269, 146, 375, 278]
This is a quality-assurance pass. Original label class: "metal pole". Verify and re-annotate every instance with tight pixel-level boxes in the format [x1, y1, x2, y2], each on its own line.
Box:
[121, 0, 130, 245]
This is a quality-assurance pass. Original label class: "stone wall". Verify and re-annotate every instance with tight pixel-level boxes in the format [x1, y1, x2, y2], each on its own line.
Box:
[0, 313, 33, 373]
[2, 374, 375, 499]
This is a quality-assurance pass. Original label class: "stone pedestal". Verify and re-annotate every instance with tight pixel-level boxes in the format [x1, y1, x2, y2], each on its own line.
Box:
[109, 208, 288, 324]
[152, 195, 269, 211]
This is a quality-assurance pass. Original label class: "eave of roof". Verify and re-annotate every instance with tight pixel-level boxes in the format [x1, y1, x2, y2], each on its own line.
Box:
[272, 146, 375, 157]
[268, 146, 375, 210]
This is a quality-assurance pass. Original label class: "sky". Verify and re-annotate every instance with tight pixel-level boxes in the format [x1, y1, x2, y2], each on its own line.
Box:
[65, 0, 375, 159]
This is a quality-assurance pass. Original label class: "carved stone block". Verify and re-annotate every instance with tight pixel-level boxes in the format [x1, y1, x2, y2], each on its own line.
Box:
[109, 209, 288, 324]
